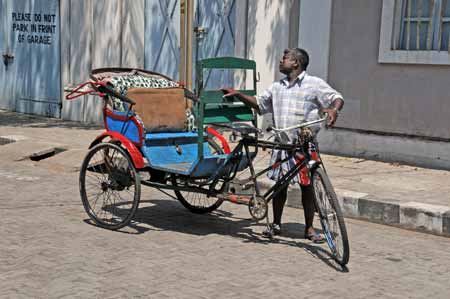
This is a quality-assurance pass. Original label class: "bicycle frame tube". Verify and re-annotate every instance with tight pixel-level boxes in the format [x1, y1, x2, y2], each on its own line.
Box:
[206, 135, 311, 201]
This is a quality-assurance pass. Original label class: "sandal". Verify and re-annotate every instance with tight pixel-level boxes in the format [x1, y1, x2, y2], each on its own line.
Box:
[305, 232, 325, 244]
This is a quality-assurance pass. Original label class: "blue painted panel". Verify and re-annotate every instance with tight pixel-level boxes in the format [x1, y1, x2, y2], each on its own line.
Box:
[190, 154, 230, 177]
[106, 112, 142, 144]
[145, 0, 180, 80]
[143, 132, 211, 165]
[142, 131, 231, 176]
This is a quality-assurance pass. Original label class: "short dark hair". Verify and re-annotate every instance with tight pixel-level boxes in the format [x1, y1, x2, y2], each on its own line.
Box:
[285, 48, 309, 71]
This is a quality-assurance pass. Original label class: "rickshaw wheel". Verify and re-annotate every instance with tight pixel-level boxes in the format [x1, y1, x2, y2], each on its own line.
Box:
[79, 142, 141, 230]
[172, 177, 224, 214]
[172, 138, 224, 214]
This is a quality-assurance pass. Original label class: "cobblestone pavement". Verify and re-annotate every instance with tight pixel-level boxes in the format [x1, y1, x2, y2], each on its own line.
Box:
[1, 158, 450, 299]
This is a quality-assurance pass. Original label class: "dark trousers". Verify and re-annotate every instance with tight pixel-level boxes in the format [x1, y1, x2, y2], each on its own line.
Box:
[272, 184, 316, 229]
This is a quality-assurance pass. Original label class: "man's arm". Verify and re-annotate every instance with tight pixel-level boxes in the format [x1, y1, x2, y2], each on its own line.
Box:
[221, 88, 260, 114]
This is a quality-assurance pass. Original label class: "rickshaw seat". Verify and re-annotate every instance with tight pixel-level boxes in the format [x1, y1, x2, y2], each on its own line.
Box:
[126, 87, 187, 133]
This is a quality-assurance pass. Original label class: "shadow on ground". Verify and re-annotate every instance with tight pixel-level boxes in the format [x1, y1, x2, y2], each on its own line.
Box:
[0, 110, 101, 130]
[84, 197, 348, 272]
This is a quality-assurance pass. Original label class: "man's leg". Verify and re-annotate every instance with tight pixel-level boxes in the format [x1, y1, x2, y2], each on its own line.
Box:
[272, 185, 288, 225]
[301, 184, 325, 242]
[301, 184, 315, 229]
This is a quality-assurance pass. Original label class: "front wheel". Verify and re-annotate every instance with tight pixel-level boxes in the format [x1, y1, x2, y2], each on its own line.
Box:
[311, 167, 349, 266]
[79, 142, 141, 230]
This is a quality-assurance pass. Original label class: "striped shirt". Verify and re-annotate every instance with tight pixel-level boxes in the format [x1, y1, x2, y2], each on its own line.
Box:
[257, 71, 343, 181]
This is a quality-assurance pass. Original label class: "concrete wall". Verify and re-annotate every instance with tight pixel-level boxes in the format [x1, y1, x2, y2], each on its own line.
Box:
[245, 0, 299, 129]
[328, 0, 450, 140]
[308, 0, 450, 169]
[246, 0, 293, 87]
[298, 0, 332, 80]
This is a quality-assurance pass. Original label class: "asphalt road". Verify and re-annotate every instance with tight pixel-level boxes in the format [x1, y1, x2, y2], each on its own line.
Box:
[1, 158, 450, 299]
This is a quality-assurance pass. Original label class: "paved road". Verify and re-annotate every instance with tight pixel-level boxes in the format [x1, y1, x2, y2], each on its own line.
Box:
[1, 158, 450, 299]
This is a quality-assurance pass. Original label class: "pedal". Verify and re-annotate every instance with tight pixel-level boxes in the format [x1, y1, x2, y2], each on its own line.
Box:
[242, 183, 254, 190]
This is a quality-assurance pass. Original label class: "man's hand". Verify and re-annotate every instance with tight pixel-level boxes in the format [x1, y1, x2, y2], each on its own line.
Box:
[221, 87, 240, 99]
[321, 108, 339, 127]
[321, 98, 343, 127]
[220, 87, 259, 111]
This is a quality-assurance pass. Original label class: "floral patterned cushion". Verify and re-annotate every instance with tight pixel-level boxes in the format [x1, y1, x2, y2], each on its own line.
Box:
[110, 75, 179, 94]
[108, 75, 179, 112]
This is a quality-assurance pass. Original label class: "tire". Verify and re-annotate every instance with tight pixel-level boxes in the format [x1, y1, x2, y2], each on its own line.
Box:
[172, 138, 224, 214]
[79, 142, 141, 230]
[311, 167, 350, 266]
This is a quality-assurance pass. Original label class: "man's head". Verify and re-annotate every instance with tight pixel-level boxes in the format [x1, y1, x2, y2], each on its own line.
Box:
[279, 48, 309, 75]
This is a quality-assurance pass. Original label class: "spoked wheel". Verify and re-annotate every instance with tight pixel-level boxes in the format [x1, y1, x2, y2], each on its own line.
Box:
[79, 142, 141, 230]
[172, 138, 224, 214]
[172, 177, 224, 214]
[311, 167, 350, 266]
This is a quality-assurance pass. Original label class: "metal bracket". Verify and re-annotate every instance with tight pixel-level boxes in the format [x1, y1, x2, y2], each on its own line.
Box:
[194, 26, 208, 39]
[2, 53, 14, 67]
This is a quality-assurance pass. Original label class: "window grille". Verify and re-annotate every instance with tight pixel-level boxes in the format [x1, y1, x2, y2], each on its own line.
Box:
[395, 0, 450, 51]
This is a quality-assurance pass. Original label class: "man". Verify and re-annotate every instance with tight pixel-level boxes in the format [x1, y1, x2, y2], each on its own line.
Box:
[222, 48, 344, 242]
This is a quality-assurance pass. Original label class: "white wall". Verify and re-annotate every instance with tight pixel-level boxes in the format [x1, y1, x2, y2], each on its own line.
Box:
[245, 0, 295, 129]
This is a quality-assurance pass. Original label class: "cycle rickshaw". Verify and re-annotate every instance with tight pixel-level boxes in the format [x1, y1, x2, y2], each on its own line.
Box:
[66, 57, 350, 266]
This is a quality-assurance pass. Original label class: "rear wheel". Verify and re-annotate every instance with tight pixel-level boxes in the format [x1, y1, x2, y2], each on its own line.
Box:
[311, 167, 349, 266]
[172, 138, 224, 214]
[79, 143, 141, 230]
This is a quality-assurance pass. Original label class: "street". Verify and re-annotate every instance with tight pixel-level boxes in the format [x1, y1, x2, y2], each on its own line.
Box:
[1, 157, 450, 299]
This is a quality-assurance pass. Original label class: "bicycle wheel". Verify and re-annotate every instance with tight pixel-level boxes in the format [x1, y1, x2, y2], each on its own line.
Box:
[172, 139, 224, 214]
[79, 142, 141, 230]
[311, 167, 349, 266]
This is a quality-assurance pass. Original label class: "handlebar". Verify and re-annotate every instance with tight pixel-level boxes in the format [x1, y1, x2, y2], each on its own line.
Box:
[96, 84, 136, 105]
[266, 115, 328, 134]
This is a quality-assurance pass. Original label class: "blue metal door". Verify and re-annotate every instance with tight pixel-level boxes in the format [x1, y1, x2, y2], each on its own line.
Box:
[144, 0, 236, 86]
[194, 0, 236, 89]
[145, 0, 181, 80]
[0, 0, 14, 110]
[0, 0, 61, 117]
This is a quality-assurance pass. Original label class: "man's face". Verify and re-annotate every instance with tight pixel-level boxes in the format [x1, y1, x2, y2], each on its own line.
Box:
[279, 51, 298, 74]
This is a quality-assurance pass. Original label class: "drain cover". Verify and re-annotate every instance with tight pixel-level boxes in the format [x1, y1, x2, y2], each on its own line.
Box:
[29, 147, 67, 161]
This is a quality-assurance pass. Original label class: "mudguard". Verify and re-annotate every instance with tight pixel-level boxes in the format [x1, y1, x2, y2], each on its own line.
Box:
[89, 131, 145, 169]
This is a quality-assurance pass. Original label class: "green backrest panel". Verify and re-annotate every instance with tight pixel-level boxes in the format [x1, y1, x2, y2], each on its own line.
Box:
[196, 57, 257, 159]
[201, 90, 256, 104]
[193, 105, 255, 124]
[199, 57, 256, 70]
[194, 90, 256, 124]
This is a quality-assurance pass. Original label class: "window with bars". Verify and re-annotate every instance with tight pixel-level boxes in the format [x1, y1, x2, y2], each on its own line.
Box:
[395, 0, 450, 51]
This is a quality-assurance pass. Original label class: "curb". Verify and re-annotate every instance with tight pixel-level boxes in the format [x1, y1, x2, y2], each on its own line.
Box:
[257, 179, 450, 238]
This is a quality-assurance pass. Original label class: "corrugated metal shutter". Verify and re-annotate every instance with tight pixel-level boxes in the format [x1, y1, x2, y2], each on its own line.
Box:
[1, 0, 61, 117]
[194, 0, 236, 89]
[145, 0, 181, 80]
